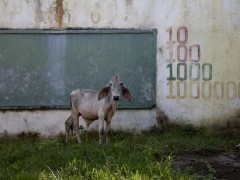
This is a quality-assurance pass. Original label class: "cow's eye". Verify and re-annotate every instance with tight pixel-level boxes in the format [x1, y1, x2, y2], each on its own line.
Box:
[109, 83, 113, 86]
[120, 82, 123, 86]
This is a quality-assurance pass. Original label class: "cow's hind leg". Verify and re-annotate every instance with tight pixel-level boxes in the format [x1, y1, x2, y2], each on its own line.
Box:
[73, 115, 81, 144]
[65, 116, 74, 145]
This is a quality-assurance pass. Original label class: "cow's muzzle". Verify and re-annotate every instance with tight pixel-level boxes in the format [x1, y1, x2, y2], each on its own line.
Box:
[113, 96, 120, 101]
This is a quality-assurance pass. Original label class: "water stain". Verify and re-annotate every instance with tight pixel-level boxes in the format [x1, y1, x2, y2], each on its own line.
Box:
[55, 0, 64, 29]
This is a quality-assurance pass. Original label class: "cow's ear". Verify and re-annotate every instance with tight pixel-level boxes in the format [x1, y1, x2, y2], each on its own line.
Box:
[122, 86, 131, 102]
[98, 86, 110, 100]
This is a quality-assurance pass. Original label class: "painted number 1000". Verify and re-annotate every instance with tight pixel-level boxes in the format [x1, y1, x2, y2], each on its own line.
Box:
[167, 63, 212, 81]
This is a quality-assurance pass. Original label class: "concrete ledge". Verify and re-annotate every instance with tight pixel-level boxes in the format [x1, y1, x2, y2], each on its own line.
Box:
[0, 109, 156, 136]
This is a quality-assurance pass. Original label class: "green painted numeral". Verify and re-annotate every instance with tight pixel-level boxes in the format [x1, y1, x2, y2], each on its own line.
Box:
[166, 63, 176, 80]
[177, 63, 187, 81]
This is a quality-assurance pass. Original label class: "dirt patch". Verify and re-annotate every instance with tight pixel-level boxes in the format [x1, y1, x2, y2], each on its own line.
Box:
[173, 152, 240, 179]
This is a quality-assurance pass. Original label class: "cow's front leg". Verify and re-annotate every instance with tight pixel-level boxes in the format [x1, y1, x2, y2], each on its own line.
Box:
[65, 120, 71, 145]
[106, 120, 111, 144]
[98, 118, 104, 145]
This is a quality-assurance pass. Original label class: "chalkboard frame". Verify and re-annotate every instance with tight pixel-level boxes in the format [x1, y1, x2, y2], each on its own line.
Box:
[0, 29, 157, 110]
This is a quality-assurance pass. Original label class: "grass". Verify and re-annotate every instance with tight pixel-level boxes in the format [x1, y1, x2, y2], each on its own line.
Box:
[0, 125, 238, 180]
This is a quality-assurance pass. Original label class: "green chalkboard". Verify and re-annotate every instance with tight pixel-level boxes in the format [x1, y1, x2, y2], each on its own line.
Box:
[0, 29, 157, 109]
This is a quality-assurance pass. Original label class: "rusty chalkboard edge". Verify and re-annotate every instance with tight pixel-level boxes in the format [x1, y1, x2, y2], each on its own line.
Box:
[0, 28, 157, 35]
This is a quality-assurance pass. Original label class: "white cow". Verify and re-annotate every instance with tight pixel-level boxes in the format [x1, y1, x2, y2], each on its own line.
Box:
[65, 75, 131, 145]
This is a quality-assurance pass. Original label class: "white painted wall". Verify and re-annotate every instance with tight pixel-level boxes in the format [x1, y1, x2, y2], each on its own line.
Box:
[0, 0, 240, 135]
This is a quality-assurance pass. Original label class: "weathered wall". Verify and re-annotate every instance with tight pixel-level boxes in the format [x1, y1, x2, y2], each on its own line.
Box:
[0, 0, 240, 135]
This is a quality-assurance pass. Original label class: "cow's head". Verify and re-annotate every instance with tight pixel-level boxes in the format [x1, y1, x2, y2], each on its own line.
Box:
[98, 75, 131, 102]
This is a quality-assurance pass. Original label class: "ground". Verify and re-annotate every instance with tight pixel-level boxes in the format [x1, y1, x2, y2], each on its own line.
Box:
[173, 151, 240, 179]
[0, 126, 239, 179]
